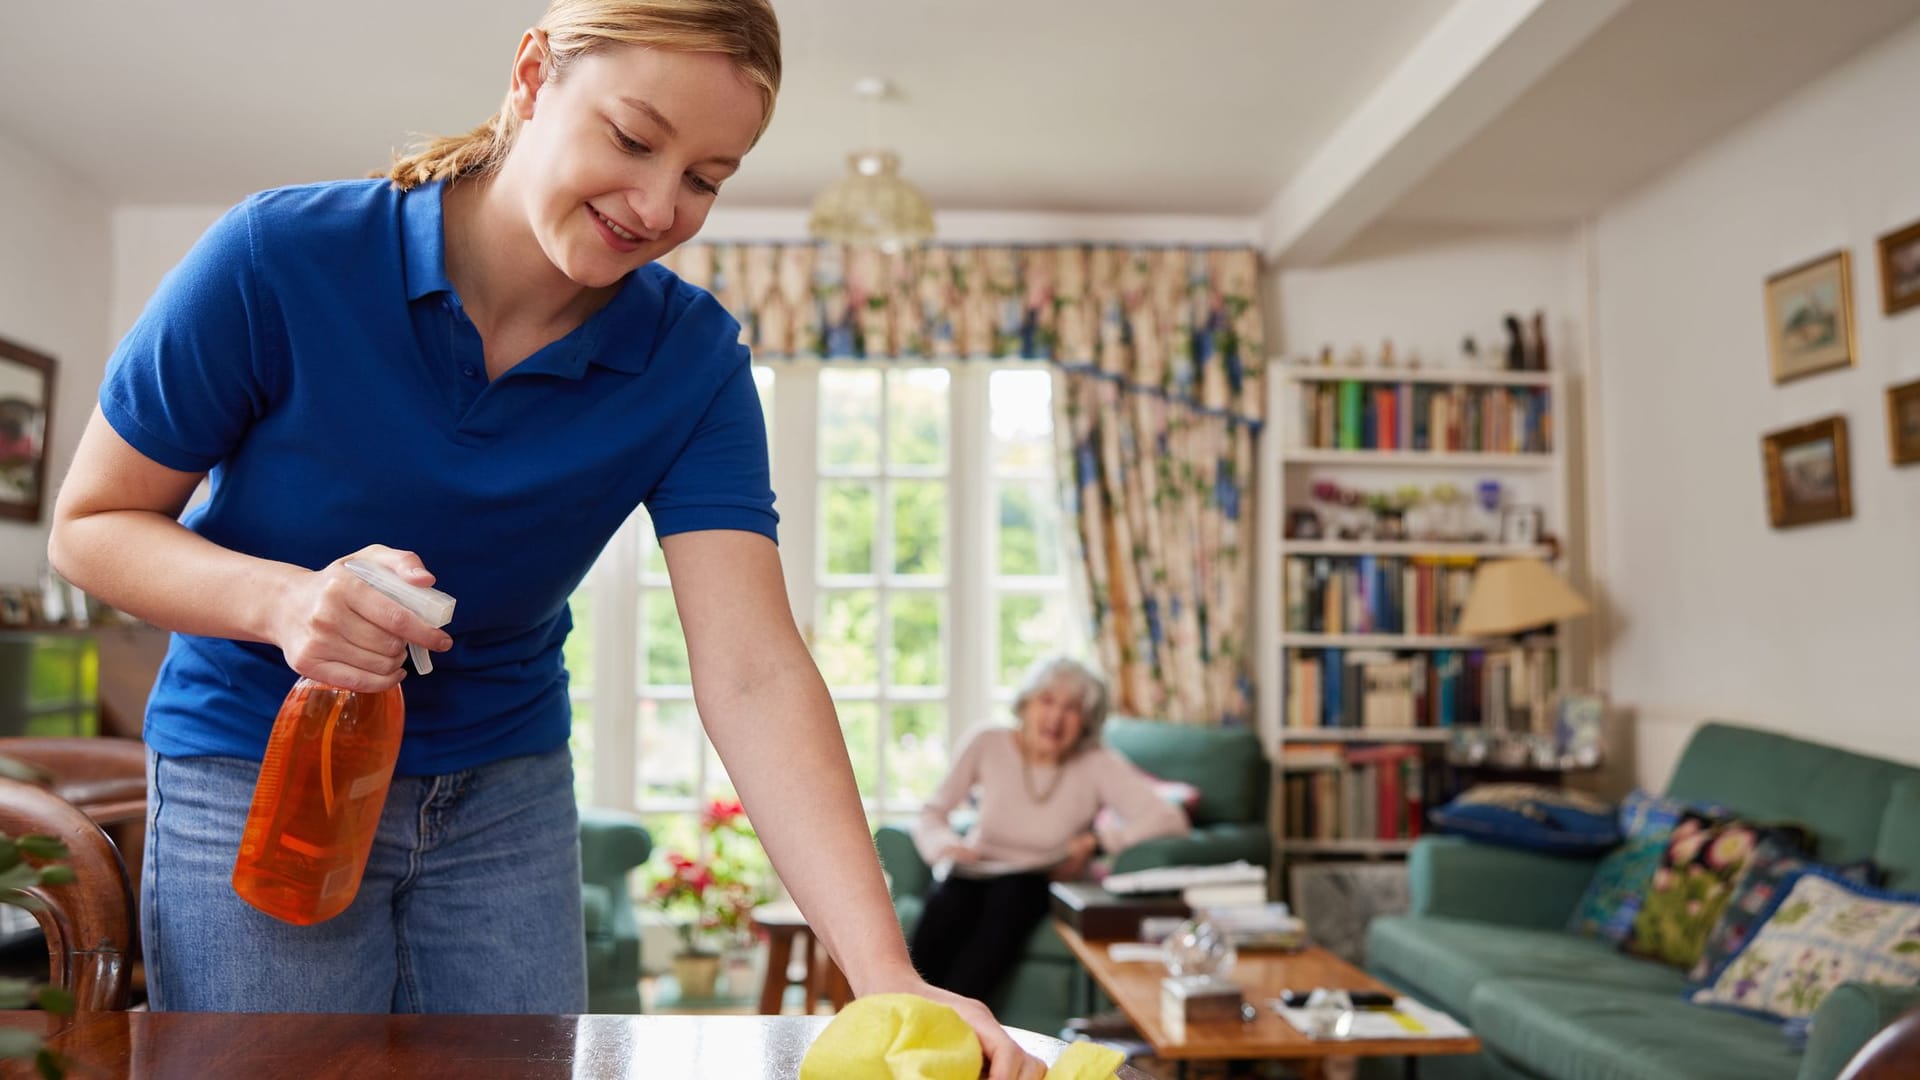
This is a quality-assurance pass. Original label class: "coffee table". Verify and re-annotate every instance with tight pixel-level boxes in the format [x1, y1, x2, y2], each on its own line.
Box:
[1054, 919, 1479, 1079]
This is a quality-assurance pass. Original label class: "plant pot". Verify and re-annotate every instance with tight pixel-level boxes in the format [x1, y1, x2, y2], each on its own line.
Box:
[673, 952, 722, 1000]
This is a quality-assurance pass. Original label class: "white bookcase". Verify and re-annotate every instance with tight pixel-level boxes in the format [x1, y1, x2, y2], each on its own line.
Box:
[1253, 359, 1574, 882]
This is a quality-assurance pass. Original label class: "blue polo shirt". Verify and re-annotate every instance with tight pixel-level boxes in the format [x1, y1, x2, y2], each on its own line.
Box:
[101, 179, 776, 776]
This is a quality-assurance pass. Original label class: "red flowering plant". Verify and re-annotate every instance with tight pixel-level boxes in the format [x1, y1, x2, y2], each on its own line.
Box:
[648, 797, 773, 957]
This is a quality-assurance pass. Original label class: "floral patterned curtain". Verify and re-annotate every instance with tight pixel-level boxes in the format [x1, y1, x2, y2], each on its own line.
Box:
[663, 243, 1266, 726]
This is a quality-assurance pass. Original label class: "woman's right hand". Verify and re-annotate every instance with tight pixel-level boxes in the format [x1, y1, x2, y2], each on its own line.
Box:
[936, 843, 981, 866]
[271, 545, 451, 692]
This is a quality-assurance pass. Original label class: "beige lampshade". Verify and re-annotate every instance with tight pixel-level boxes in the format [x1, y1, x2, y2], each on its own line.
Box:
[807, 150, 935, 252]
[1455, 559, 1590, 638]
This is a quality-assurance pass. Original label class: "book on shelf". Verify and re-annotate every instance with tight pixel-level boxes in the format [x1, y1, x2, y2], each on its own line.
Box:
[1280, 745, 1428, 843]
[1285, 554, 1478, 637]
[1284, 648, 1482, 730]
[1299, 379, 1552, 454]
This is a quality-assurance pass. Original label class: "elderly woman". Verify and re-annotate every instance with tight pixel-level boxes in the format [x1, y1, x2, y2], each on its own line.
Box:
[908, 656, 1189, 999]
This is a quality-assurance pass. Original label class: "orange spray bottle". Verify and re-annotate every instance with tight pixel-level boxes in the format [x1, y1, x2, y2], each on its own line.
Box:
[232, 559, 456, 925]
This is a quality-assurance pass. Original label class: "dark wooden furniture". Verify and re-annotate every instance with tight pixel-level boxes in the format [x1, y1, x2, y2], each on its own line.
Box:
[0, 1011, 1157, 1078]
[748, 900, 852, 1016]
[1054, 919, 1479, 1077]
[1838, 1005, 1920, 1080]
[0, 777, 136, 1011]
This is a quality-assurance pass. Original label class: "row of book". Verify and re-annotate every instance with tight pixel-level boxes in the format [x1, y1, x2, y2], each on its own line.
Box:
[1283, 646, 1561, 733]
[1285, 555, 1477, 637]
[1297, 381, 1552, 454]
[1284, 647, 1481, 730]
[1278, 744, 1427, 842]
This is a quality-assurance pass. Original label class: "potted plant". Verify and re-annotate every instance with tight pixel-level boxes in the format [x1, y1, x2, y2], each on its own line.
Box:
[648, 797, 771, 1000]
[0, 759, 81, 1078]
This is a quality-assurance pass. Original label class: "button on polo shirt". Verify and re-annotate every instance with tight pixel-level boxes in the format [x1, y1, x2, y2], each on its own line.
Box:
[102, 179, 776, 775]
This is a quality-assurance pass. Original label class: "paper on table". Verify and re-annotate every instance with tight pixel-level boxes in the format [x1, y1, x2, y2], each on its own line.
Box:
[1105, 943, 1166, 963]
[1270, 997, 1471, 1041]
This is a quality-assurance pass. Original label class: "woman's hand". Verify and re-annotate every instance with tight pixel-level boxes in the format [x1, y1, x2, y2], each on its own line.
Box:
[1050, 831, 1100, 882]
[854, 965, 1048, 1080]
[271, 545, 451, 692]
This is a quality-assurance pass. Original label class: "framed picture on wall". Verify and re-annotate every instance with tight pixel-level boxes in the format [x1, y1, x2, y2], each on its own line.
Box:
[1888, 378, 1920, 466]
[1764, 251, 1856, 384]
[1761, 415, 1852, 529]
[1879, 219, 1920, 316]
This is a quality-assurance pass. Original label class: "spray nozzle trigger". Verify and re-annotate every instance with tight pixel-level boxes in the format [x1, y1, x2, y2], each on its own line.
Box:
[344, 559, 457, 676]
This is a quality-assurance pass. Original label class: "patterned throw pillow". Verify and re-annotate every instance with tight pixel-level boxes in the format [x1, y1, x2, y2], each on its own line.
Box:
[1687, 838, 1882, 985]
[1690, 869, 1920, 1021]
[1627, 813, 1809, 969]
[1429, 783, 1619, 855]
[1567, 790, 1692, 944]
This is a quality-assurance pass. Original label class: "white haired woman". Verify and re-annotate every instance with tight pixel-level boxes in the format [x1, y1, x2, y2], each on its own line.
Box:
[908, 657, 1190, 999]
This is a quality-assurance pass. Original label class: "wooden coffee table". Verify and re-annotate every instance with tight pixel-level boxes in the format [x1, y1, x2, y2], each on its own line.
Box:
[1054, 919, 1478, 1079]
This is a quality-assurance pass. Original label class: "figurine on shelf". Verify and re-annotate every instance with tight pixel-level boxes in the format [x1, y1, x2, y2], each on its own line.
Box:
[1378, 339, 1397, 369]
[1285, 506, 1322, 540]
[1472, 479, 1504, 542]
[1527, 311, 1550, 372]
[1503, 314, 1526, 371]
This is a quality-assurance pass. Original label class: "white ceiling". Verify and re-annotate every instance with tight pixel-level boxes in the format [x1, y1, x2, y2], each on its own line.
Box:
[3, 0, 1917, 254]
[0, 0, 1452, 214]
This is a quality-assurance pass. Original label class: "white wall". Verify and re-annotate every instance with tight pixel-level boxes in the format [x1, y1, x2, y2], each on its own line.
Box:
[0, 134, 111, 585]
[1592, 17, 1920, 786]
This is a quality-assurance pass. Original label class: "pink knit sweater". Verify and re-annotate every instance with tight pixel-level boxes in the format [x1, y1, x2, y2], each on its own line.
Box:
[912, 727, 1190, 876]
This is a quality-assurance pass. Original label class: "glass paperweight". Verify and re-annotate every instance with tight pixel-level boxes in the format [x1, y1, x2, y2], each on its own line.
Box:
[1161, 918, 1237, 979]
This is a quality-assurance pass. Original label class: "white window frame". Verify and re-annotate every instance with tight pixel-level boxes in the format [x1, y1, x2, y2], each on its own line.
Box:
[576, 360, 1081, 826]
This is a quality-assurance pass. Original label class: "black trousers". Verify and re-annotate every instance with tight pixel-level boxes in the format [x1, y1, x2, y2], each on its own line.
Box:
[908, 871, 1053, 1001]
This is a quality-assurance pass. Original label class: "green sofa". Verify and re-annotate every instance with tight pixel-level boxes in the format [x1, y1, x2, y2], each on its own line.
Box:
[1367, 722, 1920, 1080]
[874, 716, 1271, 1035]
[580, 807, 653, 1013]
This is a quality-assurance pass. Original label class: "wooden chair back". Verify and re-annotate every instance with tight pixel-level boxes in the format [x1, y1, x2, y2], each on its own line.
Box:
[1838, 1006, 1920, 1080]
[0, 776, 136, 1011]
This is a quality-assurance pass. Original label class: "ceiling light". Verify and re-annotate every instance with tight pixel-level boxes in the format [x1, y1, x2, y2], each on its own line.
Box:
[807, 77, 935, 252]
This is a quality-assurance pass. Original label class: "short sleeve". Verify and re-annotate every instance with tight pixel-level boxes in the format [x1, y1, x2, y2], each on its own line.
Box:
[643, 343, 778, 542]
[100, 201, 281, 473]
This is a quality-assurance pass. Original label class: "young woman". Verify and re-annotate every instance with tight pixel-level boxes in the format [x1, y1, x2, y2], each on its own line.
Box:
[49, 2, 1042, 1074]
[910, 657, 1190, 999]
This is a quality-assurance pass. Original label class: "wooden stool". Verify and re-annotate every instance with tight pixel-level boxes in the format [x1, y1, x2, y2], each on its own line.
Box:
[749, 900, 853, 1016]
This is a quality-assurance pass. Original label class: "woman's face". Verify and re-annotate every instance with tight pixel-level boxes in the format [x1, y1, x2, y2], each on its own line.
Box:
[504, 38, 764, 288]
[1019, 681, 1086, 763]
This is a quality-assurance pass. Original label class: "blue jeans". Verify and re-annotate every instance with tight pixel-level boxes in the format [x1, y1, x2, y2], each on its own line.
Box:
[143, 745, 587, 1013]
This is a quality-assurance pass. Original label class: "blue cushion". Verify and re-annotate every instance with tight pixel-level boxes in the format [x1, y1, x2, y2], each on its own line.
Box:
[1430, 783, 1619, 854]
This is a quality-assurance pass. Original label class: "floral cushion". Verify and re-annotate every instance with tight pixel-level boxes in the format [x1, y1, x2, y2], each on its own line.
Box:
[1626, 812, 1809, 969]
[1566, 789, 1693, 944]
[1687, 838, 1881, 985]
[1690, 868, 1920, 1021]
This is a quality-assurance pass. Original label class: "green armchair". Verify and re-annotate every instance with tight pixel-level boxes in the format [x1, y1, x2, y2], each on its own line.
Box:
[580, 806, 653, 1013]
[874, 716, 1270, 1035]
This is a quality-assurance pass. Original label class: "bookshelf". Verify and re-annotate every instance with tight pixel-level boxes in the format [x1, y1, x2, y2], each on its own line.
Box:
[1254, 359, 1574, 881]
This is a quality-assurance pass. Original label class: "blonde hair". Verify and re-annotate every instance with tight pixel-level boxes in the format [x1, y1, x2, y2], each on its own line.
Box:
[383, 0, 781, 190]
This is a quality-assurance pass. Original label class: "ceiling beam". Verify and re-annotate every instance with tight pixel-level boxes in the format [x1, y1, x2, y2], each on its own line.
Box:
[1260, 0, 1630, 266]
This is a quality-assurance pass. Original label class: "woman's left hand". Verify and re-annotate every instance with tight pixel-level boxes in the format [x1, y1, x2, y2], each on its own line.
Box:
[855, 967, 1048, 1080]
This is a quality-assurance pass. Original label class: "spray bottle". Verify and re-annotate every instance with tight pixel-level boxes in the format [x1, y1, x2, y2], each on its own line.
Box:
[232, 559, 456, 925]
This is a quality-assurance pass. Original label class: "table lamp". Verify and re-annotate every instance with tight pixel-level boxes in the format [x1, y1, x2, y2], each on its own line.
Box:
[1455, 559, 1590, 735]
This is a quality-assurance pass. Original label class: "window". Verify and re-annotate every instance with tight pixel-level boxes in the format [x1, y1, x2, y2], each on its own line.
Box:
[570, 362, 1082, 839]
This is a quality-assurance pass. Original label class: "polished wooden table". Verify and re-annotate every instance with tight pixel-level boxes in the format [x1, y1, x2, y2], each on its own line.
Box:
[0, 1010, 1155, 1079]
[1054, 920, 1479, 1077]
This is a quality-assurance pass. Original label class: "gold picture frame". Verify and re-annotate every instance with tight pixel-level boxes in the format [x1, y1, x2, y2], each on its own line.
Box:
[1888, 378, 1920, 466]
[1762, 415, 1851, 529]
[1879, 219, 1920, 316]
[1764, 251, 1856, 384]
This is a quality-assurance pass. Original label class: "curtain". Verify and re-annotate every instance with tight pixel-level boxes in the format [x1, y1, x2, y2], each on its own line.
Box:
[662, 243, 1265, 726]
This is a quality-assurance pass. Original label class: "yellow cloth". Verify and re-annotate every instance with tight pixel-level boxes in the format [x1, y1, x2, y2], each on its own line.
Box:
[799, 994, 1124, 1080]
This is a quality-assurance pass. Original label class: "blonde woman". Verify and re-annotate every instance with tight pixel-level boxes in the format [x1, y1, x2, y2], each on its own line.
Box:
[910, 657, 1189, 999]
[49, 4, 1045, 1072]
